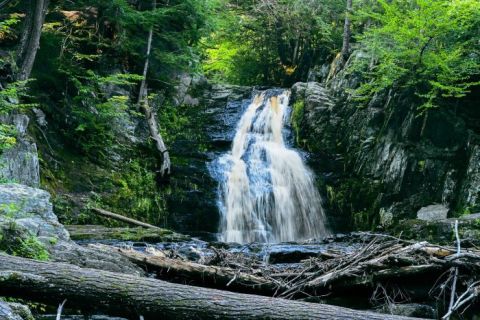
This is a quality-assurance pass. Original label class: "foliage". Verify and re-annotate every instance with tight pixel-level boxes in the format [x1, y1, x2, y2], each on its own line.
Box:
[66, 72, 140, 158]
[291, 100, 305, 146]
[352, 0, 480, 109]
[30, 0, 215, 159]
[202, 0, 345, 85]
[0, 205, 50, 261]
[0, 13, 21, 41]
[105, 159, 166, 225]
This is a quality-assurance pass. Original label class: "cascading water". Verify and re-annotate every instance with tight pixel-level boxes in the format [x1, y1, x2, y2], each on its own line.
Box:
[211, 89, 328, 244]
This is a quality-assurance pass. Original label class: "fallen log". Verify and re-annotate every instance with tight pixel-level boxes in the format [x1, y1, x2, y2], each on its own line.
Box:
[0, 254, 423, 320]
[91, 208, 161, 229]
[91, 244, 281, 295]
[66, 225, 188, 242]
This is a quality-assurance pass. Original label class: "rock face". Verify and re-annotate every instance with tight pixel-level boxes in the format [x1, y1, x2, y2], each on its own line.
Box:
[0, 114, 40, 187]
[292, 52, 480, 230]
[164, 83, 252, 236]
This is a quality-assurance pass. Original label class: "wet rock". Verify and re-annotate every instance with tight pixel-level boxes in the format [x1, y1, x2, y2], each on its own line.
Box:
[266, 246, 325, 264]
[165, 82, 252, 235]
[417, 204, 449, 221]
[0, 114, 40, 187]
[66, 224, 188, 242]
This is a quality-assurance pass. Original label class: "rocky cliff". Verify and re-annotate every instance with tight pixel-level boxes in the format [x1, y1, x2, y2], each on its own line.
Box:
[292, 53, 480, 231]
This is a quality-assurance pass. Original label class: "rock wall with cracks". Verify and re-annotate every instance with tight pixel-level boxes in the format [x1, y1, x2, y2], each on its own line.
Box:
[292, 53, 480, 231]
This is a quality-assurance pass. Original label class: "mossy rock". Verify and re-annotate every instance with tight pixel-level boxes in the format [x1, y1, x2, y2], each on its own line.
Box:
[389, 213, 480, 246]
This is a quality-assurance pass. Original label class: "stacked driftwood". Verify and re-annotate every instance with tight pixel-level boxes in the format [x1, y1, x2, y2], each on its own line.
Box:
[1, 231, 480, 319]
[90, 232, 480, 319]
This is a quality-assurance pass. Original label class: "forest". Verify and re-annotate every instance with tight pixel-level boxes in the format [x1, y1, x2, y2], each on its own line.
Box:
[0, 0, 479, 319]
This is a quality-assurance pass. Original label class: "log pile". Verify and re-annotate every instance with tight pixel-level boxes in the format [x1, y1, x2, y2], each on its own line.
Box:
[0, 254, 418, 320]
[93, 233, 480, 318]
[1, 233, 480, 318]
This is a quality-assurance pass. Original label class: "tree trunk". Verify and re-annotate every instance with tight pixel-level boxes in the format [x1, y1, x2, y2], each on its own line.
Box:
[0, 254, 422, 320]
[16, 0, 49, 81]
[137, 0, 171, 177]
[341, 0, 352, 60]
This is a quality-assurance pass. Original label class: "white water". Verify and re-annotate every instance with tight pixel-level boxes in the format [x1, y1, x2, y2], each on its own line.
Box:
[215, 90, 328, 243]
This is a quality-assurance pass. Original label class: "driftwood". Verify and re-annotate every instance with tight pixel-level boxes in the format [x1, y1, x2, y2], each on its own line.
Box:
[91, 207, 161, 229]
[272, 238, 480, 302]
[91, 234, 480, 318]
[91, 244, 280, 295]
[0, 254, 420, 320]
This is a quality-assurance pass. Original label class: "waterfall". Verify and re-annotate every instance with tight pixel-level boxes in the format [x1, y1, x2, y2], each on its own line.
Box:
[211, 89, 328, 244]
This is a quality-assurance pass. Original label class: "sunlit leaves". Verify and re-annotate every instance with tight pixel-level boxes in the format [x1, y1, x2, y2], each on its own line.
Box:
[354, 0, 480, 109]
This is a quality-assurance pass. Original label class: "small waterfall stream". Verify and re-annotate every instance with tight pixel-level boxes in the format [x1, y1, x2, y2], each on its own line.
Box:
[211, 89, 328, 243]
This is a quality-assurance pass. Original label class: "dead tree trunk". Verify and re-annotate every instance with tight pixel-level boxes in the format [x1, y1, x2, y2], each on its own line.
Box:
[16, 0, 49, 81]
[137, 0, 171, 177]
[341, 0, 353, 61]
[91, 207, 162, 229]
[0, 254, 422, 320]
[91, 244, 280, 295]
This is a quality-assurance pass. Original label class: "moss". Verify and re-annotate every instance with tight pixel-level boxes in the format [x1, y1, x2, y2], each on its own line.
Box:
[417, 160, 426, 172]
[0, 223, 50, 261]
[291, 100, 306, 146]
[325, 178, 383, 230]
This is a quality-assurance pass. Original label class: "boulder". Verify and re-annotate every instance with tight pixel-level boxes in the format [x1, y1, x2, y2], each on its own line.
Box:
[3, 302, 34, 320]
[0, 183, 69, 243]
[0, 183, 142, 275]
[0, 301, 23, 320]
[417, 204, 449, 221]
